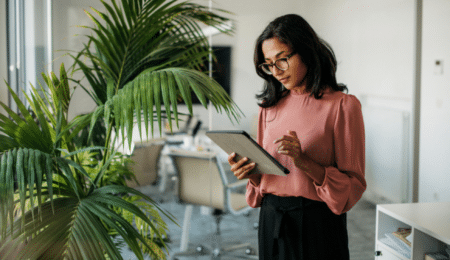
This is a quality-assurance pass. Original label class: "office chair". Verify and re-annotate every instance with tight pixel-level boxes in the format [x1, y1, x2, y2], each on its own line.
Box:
[167, 149, 258, 260]
[125, 137, 166, 189]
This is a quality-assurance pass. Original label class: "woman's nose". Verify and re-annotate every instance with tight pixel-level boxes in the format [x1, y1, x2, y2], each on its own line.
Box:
[272, 66, 283, 76]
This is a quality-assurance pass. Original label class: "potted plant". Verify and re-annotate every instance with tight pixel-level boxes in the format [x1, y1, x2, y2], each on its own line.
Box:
[0, 0, 241, 259]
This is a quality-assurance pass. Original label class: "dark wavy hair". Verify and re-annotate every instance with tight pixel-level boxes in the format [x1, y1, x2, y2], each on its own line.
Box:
[254, 14, 347, 108]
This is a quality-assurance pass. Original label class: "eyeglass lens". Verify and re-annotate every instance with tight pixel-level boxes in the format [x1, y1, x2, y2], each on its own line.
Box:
[261, 58, 289, 75]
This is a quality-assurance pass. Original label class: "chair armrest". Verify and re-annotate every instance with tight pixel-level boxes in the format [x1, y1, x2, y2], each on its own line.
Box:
[226, 179, 248, 190]
[168, 149, 216, 159]
[135, 137, 166, 148]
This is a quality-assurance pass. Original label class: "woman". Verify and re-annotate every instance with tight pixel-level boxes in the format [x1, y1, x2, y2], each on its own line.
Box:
[228, 14, 366, 260]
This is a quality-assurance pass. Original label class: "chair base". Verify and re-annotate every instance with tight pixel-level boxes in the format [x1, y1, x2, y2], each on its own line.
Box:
[170, 207, 258, 260]
[169, 242, 258, 260]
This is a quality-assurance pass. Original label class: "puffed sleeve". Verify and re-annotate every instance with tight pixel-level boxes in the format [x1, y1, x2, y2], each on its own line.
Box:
[314, 95, 366, 215]
[245, 106, 265, 208]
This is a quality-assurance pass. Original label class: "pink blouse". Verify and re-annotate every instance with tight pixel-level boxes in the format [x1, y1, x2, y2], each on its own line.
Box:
[246, 88, 366, 215]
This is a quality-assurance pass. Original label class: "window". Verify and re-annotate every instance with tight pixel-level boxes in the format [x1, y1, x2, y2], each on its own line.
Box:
[7, 0, 52, 112]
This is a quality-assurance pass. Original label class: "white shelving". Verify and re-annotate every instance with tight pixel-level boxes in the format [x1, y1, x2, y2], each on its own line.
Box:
[375, 202, 450, 259]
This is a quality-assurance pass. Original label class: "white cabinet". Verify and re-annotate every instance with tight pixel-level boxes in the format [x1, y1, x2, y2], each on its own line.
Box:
[375, 202, 450, 259]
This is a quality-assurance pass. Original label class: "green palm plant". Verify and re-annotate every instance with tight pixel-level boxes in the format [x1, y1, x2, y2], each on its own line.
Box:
[70, 0, 240, 150]
[0, 0, 242, 259]
[0, 66, 173, 259]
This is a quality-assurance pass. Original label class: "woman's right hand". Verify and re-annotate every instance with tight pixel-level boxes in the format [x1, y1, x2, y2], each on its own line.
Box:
[228, 152, 261, 185]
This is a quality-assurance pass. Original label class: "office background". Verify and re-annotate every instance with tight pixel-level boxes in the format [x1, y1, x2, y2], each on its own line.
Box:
[1, 0, 449, 204]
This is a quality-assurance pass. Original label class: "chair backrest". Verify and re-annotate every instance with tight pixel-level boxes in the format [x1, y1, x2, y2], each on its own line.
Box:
[126, 138, 166, 188]
[169, 150, 226, 210]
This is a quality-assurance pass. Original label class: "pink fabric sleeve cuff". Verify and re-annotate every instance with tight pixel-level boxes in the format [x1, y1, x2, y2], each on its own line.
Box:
[314, 166, 352, 215]
[246, 180, 263, 208]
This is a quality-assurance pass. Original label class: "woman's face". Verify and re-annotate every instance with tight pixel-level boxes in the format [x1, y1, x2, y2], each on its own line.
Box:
[261, 37, 308, 93]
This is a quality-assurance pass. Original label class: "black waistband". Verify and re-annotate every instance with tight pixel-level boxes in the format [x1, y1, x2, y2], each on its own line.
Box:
[262, 194, 326, 211]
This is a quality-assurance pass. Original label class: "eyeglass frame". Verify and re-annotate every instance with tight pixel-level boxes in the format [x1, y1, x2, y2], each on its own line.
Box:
[258, 52, 296, 75]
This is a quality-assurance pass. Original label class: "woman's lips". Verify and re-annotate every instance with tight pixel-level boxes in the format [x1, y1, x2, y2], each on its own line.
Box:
[278, 77, 289, 84]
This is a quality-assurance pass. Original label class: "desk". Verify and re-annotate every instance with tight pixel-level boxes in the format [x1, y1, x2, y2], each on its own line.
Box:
[375, 202, 450, 259]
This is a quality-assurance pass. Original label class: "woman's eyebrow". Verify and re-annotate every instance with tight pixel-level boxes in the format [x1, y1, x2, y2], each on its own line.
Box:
[265, 51, 287, 61]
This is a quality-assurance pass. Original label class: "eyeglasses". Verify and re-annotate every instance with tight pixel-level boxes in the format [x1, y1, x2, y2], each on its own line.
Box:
[259, 53, 295, 75]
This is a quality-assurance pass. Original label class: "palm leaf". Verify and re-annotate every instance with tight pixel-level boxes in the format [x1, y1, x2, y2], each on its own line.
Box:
[90, 67, 241, 148]
[73, 0, 235, 101]
[0, 135, 20, 153]
[0, 148, 55, 238]
[0, 84, 53, 153]
[13, 188, 169, 259]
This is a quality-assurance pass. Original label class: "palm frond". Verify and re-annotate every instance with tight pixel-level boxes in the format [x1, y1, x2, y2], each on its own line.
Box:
[74, 0, 235, 102]
[102, 67, 241, 148]
[0, 148, 54, 238]
[0, 84, 53, 153]
[1, 166, 172, 260]
[0, 135, 19, 153]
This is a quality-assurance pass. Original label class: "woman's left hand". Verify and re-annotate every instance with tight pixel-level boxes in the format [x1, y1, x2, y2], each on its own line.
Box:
[273, 130, 304, 168]
[274, 130, 325, 185]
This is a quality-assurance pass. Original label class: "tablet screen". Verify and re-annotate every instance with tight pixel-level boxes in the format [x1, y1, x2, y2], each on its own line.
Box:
[206, 130, 289, 176]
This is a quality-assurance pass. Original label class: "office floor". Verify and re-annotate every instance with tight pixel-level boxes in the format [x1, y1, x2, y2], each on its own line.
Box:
[121, 181, 377, 260]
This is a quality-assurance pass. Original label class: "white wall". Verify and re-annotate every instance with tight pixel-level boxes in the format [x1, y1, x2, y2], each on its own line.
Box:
[299, 0, 416, 203]
[0, 0, 8, 115]
[301, 0, 414, 100]
[419, 0, 450, 202]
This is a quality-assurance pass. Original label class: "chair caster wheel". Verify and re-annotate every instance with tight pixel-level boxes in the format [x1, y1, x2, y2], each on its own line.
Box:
[196, 245, 205, 254]
[245, 247, 255, 255]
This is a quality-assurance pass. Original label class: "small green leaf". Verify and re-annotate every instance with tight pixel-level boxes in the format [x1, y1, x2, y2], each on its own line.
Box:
[45, 153, 54, 213]
[6, 150, 15, 235]
[28, 149, 36, 221]
[153, 72, 162, 135]
[16, 148, 26, 231]
[0, 153, 8, 237]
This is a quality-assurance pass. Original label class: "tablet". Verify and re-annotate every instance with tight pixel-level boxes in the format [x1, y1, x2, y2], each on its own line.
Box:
[205, 130, 289, 176]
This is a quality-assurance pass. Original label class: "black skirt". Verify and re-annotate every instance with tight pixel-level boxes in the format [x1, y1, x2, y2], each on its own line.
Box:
[258, 194, 349, 260]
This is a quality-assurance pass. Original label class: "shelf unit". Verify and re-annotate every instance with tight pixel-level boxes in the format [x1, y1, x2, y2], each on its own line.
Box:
[375, 202, 450, 259]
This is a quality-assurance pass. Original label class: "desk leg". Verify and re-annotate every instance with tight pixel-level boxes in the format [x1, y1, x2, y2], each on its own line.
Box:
[180, 205, 193, 252]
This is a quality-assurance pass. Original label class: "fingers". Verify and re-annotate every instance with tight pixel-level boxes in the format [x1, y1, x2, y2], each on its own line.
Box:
[277, 142, 298, 152]
[289, 130, 298, 139]
[228, 153, 256, 180]
[227, 152, 237, 165]
[273, 130, 299, 144]
[230, 156, 252, 172]
[228, 153, 248, 168]
[275, 137, 300, 153]
[234, 161, 256, 180]
[275, 131, 301, 157]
